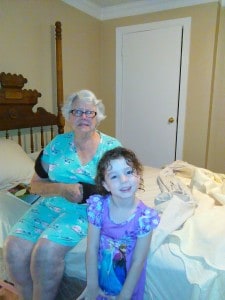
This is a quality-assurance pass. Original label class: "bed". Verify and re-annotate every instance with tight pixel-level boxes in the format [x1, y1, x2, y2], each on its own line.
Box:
[1, 22, 225, 300]
[61, 161, 225, 300]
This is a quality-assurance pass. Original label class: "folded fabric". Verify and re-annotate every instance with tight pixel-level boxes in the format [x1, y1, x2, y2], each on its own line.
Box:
[157, 161, 225, 296]
[171, 194, 225, 270]
[151, 191, 196, 254]
[162, 160, 196, 179]
[151, 164, 197, 254]
[190, 167, 225, 205]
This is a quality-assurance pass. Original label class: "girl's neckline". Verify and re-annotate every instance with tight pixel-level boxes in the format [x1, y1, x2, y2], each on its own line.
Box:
[107, 195, 141, 225]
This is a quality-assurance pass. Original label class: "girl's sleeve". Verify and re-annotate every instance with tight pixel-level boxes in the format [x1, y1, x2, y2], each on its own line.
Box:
[87, 195, 104, 227]
[137, 207, 160, 237]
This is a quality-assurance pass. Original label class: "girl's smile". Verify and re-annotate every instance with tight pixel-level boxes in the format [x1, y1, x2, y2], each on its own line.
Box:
[103, 157, 140, 200]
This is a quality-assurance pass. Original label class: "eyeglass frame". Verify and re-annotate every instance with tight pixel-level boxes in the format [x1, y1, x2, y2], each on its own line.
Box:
[69, 109, 97, 118]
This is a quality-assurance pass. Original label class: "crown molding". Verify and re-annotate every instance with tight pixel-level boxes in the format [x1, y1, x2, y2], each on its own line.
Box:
[62, 0, 101, 19]
[62, 0, 222, 20]
[102, 0, 217, 20]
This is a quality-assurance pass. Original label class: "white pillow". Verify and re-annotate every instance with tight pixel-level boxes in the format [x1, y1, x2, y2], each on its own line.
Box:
[0, 139, 35, 190]
[28, 151, 41, 161]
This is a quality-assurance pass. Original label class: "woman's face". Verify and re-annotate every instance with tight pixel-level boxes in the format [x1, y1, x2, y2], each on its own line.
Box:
[69, 99, 98, 134]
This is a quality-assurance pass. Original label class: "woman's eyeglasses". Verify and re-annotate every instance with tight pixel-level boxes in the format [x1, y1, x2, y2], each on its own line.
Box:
[69, 109, 97, 118]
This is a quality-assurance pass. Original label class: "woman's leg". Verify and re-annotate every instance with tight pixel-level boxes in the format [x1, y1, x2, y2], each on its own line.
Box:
[30, 205, 88, 300]
[3, 236, 35, 300]
[3, 198, 63, 299]
[31, 238, 72, 300]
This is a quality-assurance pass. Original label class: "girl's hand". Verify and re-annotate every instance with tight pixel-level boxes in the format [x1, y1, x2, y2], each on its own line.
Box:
[76, 286, 88, 300]
[76, 286, 108, 300]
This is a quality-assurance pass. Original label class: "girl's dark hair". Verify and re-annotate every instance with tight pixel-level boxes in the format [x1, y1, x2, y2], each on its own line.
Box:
[95, 147, 144, 195]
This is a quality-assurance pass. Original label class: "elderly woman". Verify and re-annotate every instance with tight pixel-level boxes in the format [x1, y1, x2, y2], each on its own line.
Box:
[3, 90, 121, 300]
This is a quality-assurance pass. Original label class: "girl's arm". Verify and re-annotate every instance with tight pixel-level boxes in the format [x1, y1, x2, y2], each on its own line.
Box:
[77, 223, 102, 300]
[116, 232, 152, 300]
[86, 223, 100, 290]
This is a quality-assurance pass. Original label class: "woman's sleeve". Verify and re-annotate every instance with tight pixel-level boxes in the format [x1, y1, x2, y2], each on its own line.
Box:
[34, 150, 48, 178]
[34, 137, 56, 178]
[80, 183, 98, 203]
[137, 207, 160, 237]
[87, 195, 104, 227]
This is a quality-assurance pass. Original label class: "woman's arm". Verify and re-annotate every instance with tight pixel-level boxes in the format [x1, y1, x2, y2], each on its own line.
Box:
[116, 233, 152, 300]
[30, 160, 83, 203]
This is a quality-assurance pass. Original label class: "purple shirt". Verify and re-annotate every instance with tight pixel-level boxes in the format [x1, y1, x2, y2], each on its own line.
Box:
[87, 194, 160, 299]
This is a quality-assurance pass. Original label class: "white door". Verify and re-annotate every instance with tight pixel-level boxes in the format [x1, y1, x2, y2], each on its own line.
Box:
[116, 19, 190, 168]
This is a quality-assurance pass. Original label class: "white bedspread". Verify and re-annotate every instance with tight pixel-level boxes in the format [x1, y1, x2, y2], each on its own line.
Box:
[151, 161, 225, 299]
[0, 192, 30, 247]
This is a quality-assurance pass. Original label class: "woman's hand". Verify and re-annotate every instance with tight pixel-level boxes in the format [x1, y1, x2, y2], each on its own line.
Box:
[31, 172, 84, 203]
[60, 183, 83, 203]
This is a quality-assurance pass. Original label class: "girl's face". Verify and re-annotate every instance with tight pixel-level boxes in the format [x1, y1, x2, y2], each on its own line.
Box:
[103, 157, 140, 199]
[69, 99, 97, 133]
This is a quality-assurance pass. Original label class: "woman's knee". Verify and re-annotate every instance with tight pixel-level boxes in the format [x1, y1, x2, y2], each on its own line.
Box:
[32, 239, 71, 265]
[3, 236, 34, 284]
[4, 236, 33, 264]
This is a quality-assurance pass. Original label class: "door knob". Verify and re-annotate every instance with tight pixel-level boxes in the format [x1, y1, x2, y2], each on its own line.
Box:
[168, 117, 175, 123]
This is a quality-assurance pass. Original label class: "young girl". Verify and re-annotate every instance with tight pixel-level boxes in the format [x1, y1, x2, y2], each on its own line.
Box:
[77, 147, 160, 300]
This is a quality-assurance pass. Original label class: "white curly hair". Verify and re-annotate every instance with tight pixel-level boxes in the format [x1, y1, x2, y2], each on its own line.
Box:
[62, 90, 106, 124]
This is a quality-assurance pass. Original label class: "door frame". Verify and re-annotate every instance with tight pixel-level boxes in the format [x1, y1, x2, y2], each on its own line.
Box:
[116, 17, 191, 160]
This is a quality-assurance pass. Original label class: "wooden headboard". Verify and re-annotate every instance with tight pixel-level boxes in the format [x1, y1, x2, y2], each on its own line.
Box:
[0, 21, 65, 152]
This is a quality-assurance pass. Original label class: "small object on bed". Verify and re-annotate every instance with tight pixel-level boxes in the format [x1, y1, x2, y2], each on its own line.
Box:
[8, 184, 41, 205]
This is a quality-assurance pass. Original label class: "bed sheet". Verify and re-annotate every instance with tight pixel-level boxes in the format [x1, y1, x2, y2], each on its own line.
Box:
[146, 242, 198, 300]
[0, 148, 39, 247]
[0, 192, 30, 280]
[149, 161, 225, 299]
[0, 192, 30, 248]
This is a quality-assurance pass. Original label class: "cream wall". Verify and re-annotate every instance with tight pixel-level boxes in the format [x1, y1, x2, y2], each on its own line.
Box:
[0, 0, 101, 117]
[1, 1, 224, 172]
[100, 2, 225, 172]
[207, 6, 225, 173]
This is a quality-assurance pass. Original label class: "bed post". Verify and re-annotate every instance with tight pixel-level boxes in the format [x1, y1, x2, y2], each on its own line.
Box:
[55, 21, 65, 134]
